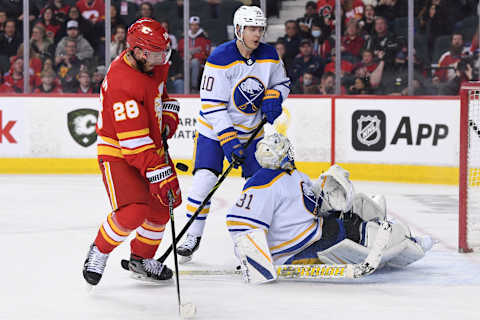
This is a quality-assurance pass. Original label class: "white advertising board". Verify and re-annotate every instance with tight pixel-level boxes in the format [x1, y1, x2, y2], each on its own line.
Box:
[335, 98, 460, 166]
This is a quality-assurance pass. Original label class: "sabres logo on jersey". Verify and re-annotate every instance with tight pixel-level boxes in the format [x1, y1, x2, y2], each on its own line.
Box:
[233, 76, 265, 114]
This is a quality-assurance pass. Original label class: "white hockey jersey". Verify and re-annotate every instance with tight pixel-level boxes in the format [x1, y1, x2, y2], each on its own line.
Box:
[227, 168, 323, 265]
[197, 40, 290, 142]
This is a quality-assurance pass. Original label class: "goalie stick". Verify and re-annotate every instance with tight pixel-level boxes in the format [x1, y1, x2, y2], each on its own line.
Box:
[121, 221, 392, 281]
[120, 118, 268, 271]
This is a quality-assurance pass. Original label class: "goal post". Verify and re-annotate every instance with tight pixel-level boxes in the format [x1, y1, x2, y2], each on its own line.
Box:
[459, 82, 480, 252]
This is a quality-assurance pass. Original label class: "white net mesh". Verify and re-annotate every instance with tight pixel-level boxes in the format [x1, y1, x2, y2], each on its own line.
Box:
[467, 89, 480, 249]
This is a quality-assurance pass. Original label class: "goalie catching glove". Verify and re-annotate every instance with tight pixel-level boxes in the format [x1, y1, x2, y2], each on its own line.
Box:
[261, 89, 283, 124]
[218, 127, 245, 168]
[312, 164, 354, 214]
[161, 98, 180, 139]
[146, 163, 182, 207]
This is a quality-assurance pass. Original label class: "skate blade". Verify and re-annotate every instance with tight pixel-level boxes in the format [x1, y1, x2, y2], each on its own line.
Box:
[179, 255, 193, 264]
[129, 272, 173, 285]
[85, 283, 95, 293]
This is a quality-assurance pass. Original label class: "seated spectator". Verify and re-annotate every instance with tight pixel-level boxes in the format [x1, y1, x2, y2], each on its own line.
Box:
[110, 24, 126, 61]
[137, 2, 154, 19]
[277, 20, 302, 69]
[310, 18, 329, 57]
[0, 19, 22, 58]
[342, 0, 364, 24]
[0, 57, 36, 93]
[178, 16, 211, 91]
[353, 49, 378, 74]
[166, 49, 184, 94]
[56, 20, 94, 61]
[440, 56, 478, 95]
[0, 9, 7, 33]
[34, 69, 63, 93]
[75, 70, 94, 93]
[323, 49, 354, 76]
[433, 33, 469, 83]
[363, 16, 402, 69]
[29, 24, 55, 61]
[50, 0, 71, 23]
[296, 1, 320, 39]
[358, 4, 375, 36]
[76, 0, 105, 24]
[318, 71, 335, 95]
[293, 69, 321, 94]
[291, 39, 325, 87]
[15, 45, 43, 80]
[92, 65, 105, 93]
[348, 76, 371, 95]
[341, 19, 364, 63]
[160, 20, 178, 50]
[36, 6, 62, 42]
[55, 39, 86, 92]
[418, 1, 451, 61]
[275, 41, 292, 78]
[375, 0, 408, 22]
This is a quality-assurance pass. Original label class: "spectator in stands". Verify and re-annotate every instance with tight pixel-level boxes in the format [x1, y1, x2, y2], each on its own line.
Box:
[353, 49, 378, 75]
[324, 49, 354, 77]
[293, 69, 321, 94]
[418, 0, 451, 61]
[178, 16, 211, 91]
[363, 16, 402, 69]
[277, 20, 302, 71]
[342, 0, 364, 24]
[296, 1, 320, 39]
[310, 18, 329, 56]
[36, 6, 62, 42]
[137, 2, 154, 19]
[160, 20, 178, 50]
[16, 42, 44, 80]
[166, 48, 184, 94]
[291, 39, 325, 87]
[93, 3, 127, 64]
[50, 0, 70, 23]
[341, 19, 364, 63]
[375, 0, 408, 22]
[318, 71, 335, 95]
[0, 9, 7, 33]
[440, 56, 478, 95]
[76, 0, 105, 24]
[55, 39, 86, 92]
[56, 20, 94, 61]
[34, 69, 62, 93]
[358, 4, 375, 36]
[91, 64, 105, 93]
[56, 6, 95, 46]
[0, 19, 21, 58]
[275, 41, 292, 77]
[29, 24, 55, 61]
[0, 56, 36, 93]
[110, 24, 126, 62]
[433, 33, 467, 83]
[75, 69, 93, 93]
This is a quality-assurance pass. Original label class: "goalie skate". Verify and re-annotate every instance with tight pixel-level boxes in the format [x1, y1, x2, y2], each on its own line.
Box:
[177, 234, 201, 263]
[128, 255, 173, 284]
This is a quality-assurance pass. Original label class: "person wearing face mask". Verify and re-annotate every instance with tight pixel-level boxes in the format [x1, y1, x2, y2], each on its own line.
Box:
[310, 20, 327, 56]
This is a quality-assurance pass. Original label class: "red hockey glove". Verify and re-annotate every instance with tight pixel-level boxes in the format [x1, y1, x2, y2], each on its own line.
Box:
[146, 163, 182, 207]
[162, 98, 180, 139]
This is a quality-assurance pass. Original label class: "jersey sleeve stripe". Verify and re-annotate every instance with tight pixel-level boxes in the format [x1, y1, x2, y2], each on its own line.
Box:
[121, 144, 156, 155]
[201, 98, 229, 103]
[98, 145, 124, 158]
[201, 103, 227, 110]
[197, 117, 213, 129]
[270, 221, 318, 251]
[119, 136, 154, 149]
[117, 128, 150, 140]
[226, 220, 261, 230]
[98, 135, 120, 147]
[226, 214, 270, 228]
[200, 108, 228, 116]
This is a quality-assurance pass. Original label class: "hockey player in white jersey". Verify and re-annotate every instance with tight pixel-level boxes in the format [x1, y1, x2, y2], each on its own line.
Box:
[177, 6, 291, 261]
[228, 133, 433, 283]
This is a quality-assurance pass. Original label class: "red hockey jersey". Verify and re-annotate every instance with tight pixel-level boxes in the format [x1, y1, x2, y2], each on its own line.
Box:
[97, 51, 170, 176]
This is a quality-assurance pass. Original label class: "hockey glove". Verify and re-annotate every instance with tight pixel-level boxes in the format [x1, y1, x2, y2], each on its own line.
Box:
[218, 128, 245, 168]
[146, 163, 182, 207]
[162, 98, 180, 139]
[261, 89, 283, 124]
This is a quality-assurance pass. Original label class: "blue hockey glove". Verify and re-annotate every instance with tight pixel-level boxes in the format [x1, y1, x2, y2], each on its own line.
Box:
[261, 89, 283, 124]
[218, 128, 245, 168]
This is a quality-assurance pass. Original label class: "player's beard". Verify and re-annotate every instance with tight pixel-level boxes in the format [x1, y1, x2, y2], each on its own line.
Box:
[132, 54, 153, 75]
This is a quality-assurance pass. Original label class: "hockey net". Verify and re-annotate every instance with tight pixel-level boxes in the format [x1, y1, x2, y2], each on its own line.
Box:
[459, 83, 480, 252]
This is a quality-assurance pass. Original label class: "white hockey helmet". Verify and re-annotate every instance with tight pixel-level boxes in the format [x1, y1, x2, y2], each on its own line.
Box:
[233, 5, 267, 40]
[255, 133, 295, 170]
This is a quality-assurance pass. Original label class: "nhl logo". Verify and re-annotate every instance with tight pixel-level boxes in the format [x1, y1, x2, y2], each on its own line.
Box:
[67, 108, 98, 147]
[357, 115, 381, 146]
[352, 110, 386, 151]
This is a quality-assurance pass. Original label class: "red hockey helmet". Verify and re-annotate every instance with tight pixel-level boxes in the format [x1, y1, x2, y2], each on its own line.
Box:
[127, 18, 171, 65]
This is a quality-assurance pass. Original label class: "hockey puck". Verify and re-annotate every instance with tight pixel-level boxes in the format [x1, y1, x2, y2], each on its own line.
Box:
[176, 162, 189, 172]
[180, 302, 197, 318]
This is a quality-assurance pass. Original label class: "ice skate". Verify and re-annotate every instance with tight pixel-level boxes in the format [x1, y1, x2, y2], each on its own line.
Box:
[83, 244, 109, 286]
[177, 234, 201, 263]
[128, 255, 173, 283]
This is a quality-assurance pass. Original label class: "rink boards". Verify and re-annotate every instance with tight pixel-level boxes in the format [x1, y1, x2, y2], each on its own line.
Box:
[0, 94, 460, 184]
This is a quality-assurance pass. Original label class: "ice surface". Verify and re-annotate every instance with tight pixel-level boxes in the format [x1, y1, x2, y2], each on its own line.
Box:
[1, 175, 479, 320]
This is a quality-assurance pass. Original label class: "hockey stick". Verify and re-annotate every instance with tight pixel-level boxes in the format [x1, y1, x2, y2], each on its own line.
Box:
[121, 118, 267, 271]
[156, 117, 268, 263]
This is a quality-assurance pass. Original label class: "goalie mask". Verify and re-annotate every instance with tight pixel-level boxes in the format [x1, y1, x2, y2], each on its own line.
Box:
[255, 133, 295, 170]
[233, 6, 267, 42]
[127, 18, 171, 66]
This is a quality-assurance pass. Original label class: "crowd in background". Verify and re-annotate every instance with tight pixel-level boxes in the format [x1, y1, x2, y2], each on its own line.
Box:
[0, 0, 479, 95]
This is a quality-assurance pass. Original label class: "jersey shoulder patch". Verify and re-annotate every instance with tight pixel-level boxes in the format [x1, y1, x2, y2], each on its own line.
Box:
[206, 40, 242, 68]
[243, 168, 287, 192]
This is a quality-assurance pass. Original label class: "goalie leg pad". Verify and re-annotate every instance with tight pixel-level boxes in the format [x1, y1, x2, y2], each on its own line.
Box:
[234, 229, 277, 284]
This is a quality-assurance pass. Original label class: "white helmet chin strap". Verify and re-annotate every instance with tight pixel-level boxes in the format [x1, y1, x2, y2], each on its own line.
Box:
[236, 26, 256, 52]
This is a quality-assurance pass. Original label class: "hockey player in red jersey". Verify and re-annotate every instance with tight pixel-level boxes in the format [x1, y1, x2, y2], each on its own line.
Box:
[83, 18, 182, 286]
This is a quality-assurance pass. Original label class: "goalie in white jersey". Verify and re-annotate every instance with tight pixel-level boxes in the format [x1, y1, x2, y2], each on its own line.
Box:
[177, 6, 290, 261]
[228, 133, 433, 283]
